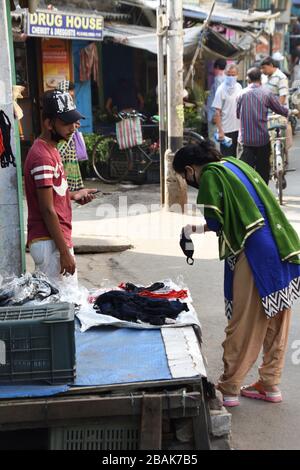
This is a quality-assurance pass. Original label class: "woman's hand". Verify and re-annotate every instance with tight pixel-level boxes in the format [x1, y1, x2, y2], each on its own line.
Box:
[182, 224, 205, 237]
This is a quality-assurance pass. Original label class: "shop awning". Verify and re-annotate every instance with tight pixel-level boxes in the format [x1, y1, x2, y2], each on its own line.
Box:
[104, 23, 204, 55]
[104, 22, 254, 59]
[118, 0, 273, 30]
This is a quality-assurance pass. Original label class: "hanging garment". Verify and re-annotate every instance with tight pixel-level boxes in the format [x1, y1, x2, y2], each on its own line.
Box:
[0, 110, 16, 168]
[58, 136, 84, 192]
[79, 43, 99, 84]
[94, 290, 189, 326]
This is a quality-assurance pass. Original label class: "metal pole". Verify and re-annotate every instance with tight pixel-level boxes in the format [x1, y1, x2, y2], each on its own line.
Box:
[0, 0, 24, 277]
[165, 0, 186, 211]
[157, 1, 167, 206]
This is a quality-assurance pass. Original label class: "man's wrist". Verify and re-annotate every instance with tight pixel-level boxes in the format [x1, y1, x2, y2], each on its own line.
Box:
[59, 246, 70, 256]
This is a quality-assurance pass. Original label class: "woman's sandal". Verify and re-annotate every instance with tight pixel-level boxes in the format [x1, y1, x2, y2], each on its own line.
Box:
[240, 382, 282, 403]
[222, 395, 240, 407]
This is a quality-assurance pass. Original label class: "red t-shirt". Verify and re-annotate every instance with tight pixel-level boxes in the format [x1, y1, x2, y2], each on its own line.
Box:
[24, 139, 73, 247]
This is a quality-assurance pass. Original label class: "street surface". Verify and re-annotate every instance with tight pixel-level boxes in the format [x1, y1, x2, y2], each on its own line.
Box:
[25, 135, 300, 450]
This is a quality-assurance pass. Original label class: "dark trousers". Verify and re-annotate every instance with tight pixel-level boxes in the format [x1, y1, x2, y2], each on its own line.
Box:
[220, 131, 239, 158]
[239, 142, 271, 185]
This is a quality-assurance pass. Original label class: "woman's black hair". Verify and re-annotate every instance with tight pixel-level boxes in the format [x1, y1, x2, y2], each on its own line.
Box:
[173, 140, 222, 173]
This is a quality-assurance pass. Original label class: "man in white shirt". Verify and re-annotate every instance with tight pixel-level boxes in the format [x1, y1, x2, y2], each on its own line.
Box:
[261, 56, 292, 163]
[212, 64, 242, 157]
[206, 59, 226, 140]
[261, 56, 289, 106]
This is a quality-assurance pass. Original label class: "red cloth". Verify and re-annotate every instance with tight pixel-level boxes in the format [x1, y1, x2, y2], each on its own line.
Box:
[138, 289, 188, 299]
[24, 139, 72, 247]
[80, 43, 99, 84]
[118, 283, 188, 299]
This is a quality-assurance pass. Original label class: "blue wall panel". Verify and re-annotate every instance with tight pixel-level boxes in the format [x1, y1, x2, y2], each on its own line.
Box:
[72, 40, 93, 134]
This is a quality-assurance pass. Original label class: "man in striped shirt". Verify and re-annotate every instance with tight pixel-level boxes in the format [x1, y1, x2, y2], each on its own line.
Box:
[237, 67, 288, 184]
[24, 90, 96, 284]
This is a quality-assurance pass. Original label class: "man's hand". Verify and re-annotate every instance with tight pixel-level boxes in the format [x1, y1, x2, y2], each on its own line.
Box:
[72, 188, 97, 205]
[60, 250, 76, 276]
[218, 130, 225, 140]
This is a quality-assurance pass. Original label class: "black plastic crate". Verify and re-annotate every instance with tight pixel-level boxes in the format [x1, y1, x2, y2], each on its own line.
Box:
[0, 302, 75, 385]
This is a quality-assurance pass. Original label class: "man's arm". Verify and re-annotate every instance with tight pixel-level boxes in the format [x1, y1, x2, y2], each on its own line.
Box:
[267, 93, 289, 117]
[236, 95, 241, 119]
[37, 188, 76, 275]
[105, 97, 113, 114]
[137, 93, 144, 110]
[212, 88, 224, 138]
[214, 109, 224, 139]
[278, 75, 288, 106]
[279, 95, 287, 105]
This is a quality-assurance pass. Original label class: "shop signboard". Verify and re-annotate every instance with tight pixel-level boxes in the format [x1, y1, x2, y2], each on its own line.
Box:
[27, 9, 104, 41]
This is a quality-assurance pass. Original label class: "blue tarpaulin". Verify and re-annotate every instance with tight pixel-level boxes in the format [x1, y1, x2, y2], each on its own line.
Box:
[75, 328, 172, 386]
[0, 327, 172, 399]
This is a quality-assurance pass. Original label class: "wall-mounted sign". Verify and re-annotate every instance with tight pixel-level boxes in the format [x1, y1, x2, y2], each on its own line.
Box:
[27, 9, 104, 41]
[41, 39, 71, 91]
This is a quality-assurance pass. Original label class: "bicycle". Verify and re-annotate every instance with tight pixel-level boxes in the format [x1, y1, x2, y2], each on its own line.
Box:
[268, 114, 288, 205]
[92, 111, 204, 184]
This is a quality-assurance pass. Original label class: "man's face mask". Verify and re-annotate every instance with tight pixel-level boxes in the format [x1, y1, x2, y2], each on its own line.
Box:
[184, 168, 199, 189]
[180, 227, 194, 265]
[50, 121, 65, 143]
[224, 76, 237, 87]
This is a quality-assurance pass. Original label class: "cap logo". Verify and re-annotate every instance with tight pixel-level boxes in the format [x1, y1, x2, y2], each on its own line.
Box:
[55, 92, 75, 114]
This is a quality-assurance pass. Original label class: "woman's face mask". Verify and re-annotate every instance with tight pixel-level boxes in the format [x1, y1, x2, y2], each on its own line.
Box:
[184, 168, 199, 189]
[224, 76, 237, 87]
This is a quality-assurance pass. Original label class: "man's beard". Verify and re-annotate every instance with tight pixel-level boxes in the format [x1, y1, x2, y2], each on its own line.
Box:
[50, 122, 70, 143]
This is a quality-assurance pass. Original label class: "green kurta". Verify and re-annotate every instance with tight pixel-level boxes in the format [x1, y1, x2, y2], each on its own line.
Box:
[197, 157, 300, 264]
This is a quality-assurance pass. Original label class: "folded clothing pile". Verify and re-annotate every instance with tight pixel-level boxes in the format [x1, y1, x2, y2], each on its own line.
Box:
[93, 290, 189, 326]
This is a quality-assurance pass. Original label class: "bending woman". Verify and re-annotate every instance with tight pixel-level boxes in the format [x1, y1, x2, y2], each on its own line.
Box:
[173, 140, 300, 407]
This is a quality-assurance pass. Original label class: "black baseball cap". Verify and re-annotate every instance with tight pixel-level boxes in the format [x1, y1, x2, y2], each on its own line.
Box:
[42, 90, 85, 123]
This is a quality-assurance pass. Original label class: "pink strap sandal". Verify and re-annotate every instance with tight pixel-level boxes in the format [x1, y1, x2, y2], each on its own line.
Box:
[240, 382, 282, 403]
[222, 395, 240, 407]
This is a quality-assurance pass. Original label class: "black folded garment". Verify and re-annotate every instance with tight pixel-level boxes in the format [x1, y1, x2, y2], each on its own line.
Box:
[122, 281, 165, 294]
[94, 290, 188, 326]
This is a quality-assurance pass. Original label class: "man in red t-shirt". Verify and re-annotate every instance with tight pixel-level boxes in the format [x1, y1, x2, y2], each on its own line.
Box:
[24, 90, 96, 284]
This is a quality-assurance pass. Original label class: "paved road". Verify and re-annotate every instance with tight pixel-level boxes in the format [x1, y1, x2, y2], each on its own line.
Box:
[25, 135, 300, 450]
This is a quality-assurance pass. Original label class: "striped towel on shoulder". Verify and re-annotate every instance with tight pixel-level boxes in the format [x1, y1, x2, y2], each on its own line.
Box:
[116, 117, 143, 150]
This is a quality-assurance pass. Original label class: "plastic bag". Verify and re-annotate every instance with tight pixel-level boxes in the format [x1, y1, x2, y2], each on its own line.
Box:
[74, 131, 88, 161]
[116, 117, 143, 150]
[0, 272, 59, 306]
